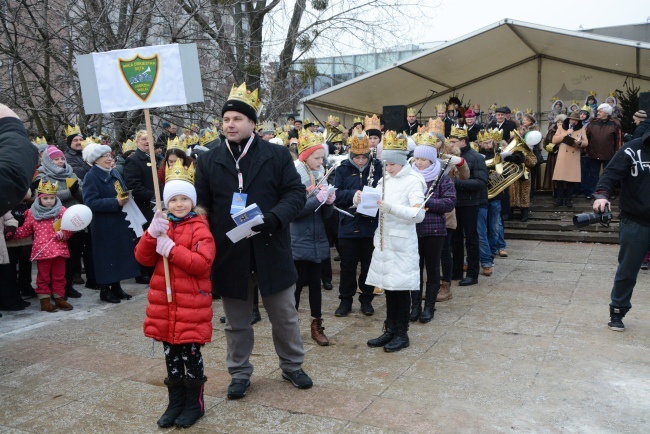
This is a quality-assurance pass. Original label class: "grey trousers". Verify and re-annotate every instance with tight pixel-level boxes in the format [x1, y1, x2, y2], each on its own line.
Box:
[222, 279, 305, 379]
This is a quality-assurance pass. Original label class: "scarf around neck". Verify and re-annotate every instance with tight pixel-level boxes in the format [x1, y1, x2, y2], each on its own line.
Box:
[38, 153, 75, 182]
[295, 160, 325, 189]
[411, 159, 441, 182]
[31, 196, 62, 221]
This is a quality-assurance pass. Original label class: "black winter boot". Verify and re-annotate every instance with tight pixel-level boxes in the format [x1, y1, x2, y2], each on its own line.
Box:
[174, 376, 207, 428]
[251, 306, 261, 325]
[520, 208, 530, 222]
[608, 306, 629, 332]
[65, 283, 82, 299]
[367, 320, 396, 347]
[384, 322, 409, 352]
[419, 284, 440, 323]
[99, 285, 120, 303]
[111, 282, 132, 300]
[157, 377, 186, 428]
[409, 290, 422, 322]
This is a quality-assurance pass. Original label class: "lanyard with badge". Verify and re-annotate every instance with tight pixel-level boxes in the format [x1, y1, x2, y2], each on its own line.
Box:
[226, 135, 254, 214]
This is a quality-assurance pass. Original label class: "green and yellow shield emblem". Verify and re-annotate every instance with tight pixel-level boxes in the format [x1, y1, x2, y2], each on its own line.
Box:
[119, 54, 159, 101]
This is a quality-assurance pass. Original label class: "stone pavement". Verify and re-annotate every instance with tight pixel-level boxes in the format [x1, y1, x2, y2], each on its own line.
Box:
[1, 239, 649, 433]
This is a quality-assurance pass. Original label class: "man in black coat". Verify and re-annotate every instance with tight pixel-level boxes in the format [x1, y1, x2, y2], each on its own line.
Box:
[449, 126, 488, 286]
[64, 128, 91, 181]
[123, 131, 157, 223]
[123, 130, 159, 284]
[195, 84, 313, 399]
[487, 107, 517, 142]
[400, 108, 422, 136]
[0, 104, 39, 216]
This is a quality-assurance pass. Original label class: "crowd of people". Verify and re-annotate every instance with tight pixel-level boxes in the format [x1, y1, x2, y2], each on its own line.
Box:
[0, 85, 649, 428]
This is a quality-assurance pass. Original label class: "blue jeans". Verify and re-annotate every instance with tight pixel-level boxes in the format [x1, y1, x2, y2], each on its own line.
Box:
[487, 200, 506, 255]
[586, 158, 610, 195]
[610, 218, 650, 310]
[477, 207, 493, 268]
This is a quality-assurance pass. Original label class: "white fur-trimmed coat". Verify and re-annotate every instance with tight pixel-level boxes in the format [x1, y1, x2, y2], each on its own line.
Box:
[365, 164, 426, 291]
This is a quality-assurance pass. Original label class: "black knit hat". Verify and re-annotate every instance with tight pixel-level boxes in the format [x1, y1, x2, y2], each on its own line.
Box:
[222, 99, 258, 123]
[66, 133, 82, 147]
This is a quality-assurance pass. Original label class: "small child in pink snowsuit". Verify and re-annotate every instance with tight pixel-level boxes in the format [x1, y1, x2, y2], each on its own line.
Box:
[14, 181, 73, 312]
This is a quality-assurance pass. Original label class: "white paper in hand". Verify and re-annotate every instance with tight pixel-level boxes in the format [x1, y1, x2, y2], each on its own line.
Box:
[357, 186, 381, 217]
[315, 185, 337, 211]
[226, 215, 264, 243]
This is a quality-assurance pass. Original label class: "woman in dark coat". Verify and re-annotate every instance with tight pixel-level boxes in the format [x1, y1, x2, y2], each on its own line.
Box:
[542, 114, 566, 191]
[82, 143, 140, 303]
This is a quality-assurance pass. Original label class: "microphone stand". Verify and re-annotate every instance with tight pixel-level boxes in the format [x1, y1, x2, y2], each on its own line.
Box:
[415, 89, 437, 124]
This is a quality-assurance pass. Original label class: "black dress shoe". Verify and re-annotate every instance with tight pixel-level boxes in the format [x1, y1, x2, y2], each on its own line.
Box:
[65, 285, 82, 298]
[322, 282, 333, 290]
[459, 277, 478, 286]
[135, 275, 150, 284]
[111, 284, 132, 300]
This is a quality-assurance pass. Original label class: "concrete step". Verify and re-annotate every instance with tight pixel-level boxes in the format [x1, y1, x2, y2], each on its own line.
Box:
[503, 193, 619, 243]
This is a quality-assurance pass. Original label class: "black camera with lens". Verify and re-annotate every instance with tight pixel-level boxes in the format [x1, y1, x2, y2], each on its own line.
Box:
[573, 205, 613, 228]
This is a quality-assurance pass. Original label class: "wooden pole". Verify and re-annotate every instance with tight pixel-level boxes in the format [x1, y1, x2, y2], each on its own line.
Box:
[144, 108, 172, 303]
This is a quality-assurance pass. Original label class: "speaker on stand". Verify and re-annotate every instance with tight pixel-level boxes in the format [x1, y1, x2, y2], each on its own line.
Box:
[382, 105, 406, 132]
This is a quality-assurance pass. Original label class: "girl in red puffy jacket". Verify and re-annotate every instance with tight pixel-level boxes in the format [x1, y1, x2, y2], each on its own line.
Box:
[134, 174, 216, 429]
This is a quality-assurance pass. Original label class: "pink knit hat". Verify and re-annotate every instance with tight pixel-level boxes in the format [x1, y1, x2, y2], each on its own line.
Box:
[46, 145, 64, 160]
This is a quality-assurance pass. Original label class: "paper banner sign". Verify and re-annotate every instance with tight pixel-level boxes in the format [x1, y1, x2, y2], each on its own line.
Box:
[77, 43, 204, 114]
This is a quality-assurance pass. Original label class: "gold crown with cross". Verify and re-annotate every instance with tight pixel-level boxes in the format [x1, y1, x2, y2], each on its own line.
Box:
[165, 159, 195, 184]
[227, 83, 263, 115]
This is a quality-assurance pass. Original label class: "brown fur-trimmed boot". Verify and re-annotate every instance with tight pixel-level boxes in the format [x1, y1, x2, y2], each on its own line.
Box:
[53, 296, 74, 311]
[39, 297, 58, 313]
[436, 281, 452, 302]
[310, 318, 330, 346]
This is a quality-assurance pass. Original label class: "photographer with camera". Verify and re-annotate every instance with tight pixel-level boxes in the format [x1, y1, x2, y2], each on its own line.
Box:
[592, 133, 650, 332]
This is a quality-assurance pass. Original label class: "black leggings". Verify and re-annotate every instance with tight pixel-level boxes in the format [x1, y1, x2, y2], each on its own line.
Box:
[418, 235, 446, 294]
[385, 291, 410, 324]
[294, 260, 322, 318]
[163, 342, 204, 380]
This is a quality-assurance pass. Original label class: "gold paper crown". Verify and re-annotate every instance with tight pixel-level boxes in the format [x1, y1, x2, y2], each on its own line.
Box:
[489, 103, 498, 110]
[580, 104, 591, 112]
[326, 128, 343, 143]
[190, 123, 199, 131]
[411, 126, 435, 146]
[382, 131, 407, 151]
[435, 103, 446, 113]
[227, 83, 263, 115]
[275, 129, 289, 144]
[183, 134, 198, 147]
[312, 120, 320, 127]
[512, 108, 519, 114]
[80, 137, 97, 150]
[426, 117, 445, 136]
[199, 129, 218, 146]
[489, 128, 503, 142]
[165, 159, 195, 184]
[551, 97, 558, 102]
[283, 124, 293, 133]
[477, 130, 490, 142]
[122, 139, 137, 154]
[525, 108, 534, 115]
[406, 107, 417, 117]
[34, 136, 47, 145]
[608, 92, 616, 98]
[259, 121, 275, 133]
[328, 115, 340, 123]
[364, 114, 381, 132]
[37, 180, 58, 195]
[302, 118, 312, 126]
[167, 137, 188, 153]
[353, 117, 363, 124]
[297, 128, 324, 155]
[65, 125, 81, 137]
[348, 133, 370, 154]
[588, 91, 597, 97]
[450, 125, 468, 139]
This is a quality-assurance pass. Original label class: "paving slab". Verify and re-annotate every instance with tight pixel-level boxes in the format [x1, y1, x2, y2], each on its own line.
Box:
[0, 240, 648, 432]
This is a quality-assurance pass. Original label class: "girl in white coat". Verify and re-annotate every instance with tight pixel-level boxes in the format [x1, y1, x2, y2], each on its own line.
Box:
[366, 132, 426, 352]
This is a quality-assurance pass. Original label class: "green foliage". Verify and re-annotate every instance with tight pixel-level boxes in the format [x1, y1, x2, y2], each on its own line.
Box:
[297, 35, 312, 52]
[615, 81, 641, 135]
[298, 59, 318, 85]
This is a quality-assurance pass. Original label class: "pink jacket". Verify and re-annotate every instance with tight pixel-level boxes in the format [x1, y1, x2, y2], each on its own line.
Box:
[14, 208, 72, 261]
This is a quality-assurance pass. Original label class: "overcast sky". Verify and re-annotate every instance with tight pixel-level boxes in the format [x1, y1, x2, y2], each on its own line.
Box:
[416, 0, 646, 46]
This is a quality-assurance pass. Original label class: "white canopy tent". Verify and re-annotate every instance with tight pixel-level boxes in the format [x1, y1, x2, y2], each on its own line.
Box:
[300, 19, 650, 129]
